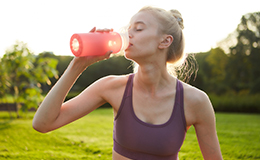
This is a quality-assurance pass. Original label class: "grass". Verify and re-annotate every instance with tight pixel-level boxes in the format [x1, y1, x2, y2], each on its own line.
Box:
[180, 113, 260, 159]
[0, 109, 260, 160]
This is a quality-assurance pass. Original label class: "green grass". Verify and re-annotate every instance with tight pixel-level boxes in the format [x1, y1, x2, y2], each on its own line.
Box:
[180, 113, 260, 159]
[0, 109, 260, 159]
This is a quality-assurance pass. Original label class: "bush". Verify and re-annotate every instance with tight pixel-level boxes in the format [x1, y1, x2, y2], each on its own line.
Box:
[209, 94, 260, 113]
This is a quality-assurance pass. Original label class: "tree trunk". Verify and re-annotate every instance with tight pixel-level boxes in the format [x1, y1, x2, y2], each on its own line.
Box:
[14, 85, 20, 118]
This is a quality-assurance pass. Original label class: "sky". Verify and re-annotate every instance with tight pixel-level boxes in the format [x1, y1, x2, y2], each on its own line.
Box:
[0, 0, 259, 57]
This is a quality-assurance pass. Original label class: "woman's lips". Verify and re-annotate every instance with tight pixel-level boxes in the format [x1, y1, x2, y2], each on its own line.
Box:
[126, 43, 133, 50]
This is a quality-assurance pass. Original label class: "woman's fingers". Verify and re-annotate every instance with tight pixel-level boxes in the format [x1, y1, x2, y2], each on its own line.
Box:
[89, 27, 96, 33]
[96, 28, 113, 33]
[89, 27, 114, 33]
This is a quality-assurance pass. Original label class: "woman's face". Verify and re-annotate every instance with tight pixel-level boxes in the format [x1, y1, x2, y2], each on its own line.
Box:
[125, 11, 163, 62]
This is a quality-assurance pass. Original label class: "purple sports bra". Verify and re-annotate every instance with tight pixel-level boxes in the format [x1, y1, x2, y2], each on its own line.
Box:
[113, 74, 187, 160]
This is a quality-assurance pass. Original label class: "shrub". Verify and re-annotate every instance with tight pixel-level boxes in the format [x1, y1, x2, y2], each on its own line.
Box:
[209, 94, 260, 113]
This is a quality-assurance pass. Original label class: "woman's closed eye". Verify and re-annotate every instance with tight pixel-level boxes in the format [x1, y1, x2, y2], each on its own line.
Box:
[135, 28, 143, 31]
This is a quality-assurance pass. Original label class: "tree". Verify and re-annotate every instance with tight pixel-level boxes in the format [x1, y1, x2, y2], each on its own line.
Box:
[205, 48, 228, 94]
[0, 59, 10, 102]
[218, 12, 260, 93]
[190, 48, 228, 94]
[0, 41, 58, 117]
[190, 52, 211, 92]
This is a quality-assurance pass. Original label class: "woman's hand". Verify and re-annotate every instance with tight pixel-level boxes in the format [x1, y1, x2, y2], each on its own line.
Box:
[68, 27, 114, 74]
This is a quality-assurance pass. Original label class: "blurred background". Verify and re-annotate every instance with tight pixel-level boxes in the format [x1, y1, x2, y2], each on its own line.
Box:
[0, 0, 260, 115]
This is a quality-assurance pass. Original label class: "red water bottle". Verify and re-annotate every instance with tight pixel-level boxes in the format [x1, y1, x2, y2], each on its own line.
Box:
[70, 27, 129, 57]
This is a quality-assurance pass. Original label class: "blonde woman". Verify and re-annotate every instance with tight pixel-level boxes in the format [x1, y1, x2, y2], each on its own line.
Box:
[33, 6, 223, 160]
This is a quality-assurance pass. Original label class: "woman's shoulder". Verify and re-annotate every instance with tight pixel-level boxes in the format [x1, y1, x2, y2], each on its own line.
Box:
[94, 74, 132, 109]
[180, 81, 212, 112]
[180, 81, 215, 126]
[98, 74, 131, 88]
[181, 82, 209, 102]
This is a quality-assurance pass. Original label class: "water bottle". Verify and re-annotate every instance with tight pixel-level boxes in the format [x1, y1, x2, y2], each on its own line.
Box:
[70, 27, 129, 57]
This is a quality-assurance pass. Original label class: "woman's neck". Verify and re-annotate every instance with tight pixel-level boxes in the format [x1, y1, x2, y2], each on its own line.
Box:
[134, 62, 175, 95]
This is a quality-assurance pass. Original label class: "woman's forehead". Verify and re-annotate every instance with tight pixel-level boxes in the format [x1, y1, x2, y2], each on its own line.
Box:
[129, 11, 157, 26]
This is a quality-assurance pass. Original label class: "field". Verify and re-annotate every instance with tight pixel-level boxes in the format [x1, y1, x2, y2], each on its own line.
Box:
[0, 109, 260, 159]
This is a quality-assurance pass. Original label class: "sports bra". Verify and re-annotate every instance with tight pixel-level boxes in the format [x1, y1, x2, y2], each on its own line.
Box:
[113, 74, 187, 160]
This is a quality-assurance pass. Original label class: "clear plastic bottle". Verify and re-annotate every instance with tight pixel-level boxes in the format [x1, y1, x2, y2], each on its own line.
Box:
[70, 27, 129, 57]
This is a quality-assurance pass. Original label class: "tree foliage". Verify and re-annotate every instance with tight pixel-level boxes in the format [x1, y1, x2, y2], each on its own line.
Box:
[0, 41, 58, 117]
[191, 11, 260, 95]
[190, 48, 229, 95]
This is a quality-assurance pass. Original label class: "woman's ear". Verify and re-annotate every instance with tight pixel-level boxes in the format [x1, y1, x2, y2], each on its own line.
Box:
[158, 35, 173, 49]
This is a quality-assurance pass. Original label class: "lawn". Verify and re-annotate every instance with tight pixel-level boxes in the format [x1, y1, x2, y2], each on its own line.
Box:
[0, 109, 259, 159]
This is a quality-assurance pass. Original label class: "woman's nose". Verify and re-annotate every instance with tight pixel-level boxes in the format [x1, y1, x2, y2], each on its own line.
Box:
[128, 32, 133, 38]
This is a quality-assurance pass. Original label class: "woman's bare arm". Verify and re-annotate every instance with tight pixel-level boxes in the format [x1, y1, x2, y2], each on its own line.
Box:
[193, 91, 223, 160]
[32, 39, 112, 133]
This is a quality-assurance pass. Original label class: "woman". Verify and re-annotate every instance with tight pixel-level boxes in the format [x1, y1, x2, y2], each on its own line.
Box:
[33, 6, 223, 160]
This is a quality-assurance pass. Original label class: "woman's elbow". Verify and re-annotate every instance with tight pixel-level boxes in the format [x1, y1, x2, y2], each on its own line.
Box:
[32, 120, 51, 133]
